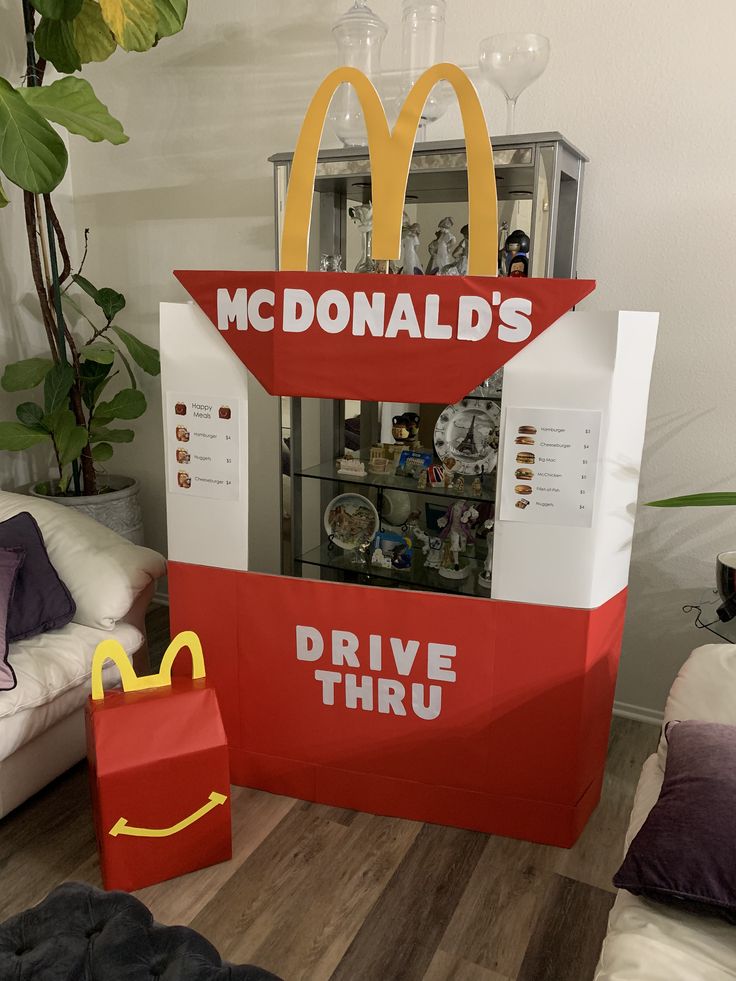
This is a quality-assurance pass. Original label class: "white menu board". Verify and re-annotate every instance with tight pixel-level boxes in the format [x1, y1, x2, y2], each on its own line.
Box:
[165, 392, 240, 500]
[499, 407, 601, 527]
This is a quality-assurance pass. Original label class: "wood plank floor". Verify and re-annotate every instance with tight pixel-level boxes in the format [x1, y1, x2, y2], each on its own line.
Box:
[0, 603, 659, 981]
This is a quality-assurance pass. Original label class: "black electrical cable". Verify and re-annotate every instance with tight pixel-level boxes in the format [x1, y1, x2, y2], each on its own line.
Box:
[682, 604, 734, 643]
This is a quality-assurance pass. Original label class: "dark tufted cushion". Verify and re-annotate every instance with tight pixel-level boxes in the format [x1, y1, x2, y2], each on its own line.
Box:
[0, 882, 281, 980]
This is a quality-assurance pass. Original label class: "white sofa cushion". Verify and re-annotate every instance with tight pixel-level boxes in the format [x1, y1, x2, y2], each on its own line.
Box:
[596, 645, 736, 980]
[0, 620, 142, 763]
[663, 642, 736, 726]
[0, 491, 165, 631]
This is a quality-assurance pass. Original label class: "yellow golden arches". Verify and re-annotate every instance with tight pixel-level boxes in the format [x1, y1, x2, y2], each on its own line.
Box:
[280, 63, 498, 277]
[91, 630, 205, 700]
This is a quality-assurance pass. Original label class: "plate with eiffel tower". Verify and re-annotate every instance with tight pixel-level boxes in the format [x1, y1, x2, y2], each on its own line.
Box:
[433, 399, 501, 476]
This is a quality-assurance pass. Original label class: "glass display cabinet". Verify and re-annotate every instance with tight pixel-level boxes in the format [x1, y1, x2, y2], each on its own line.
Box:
[271, 133, 587, 597]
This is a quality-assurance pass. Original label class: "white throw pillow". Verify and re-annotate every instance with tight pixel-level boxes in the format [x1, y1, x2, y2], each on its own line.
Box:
[0, 491, 166, 631]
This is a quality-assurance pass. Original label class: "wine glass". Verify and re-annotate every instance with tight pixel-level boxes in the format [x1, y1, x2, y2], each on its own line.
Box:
[479, 33, 550, 135]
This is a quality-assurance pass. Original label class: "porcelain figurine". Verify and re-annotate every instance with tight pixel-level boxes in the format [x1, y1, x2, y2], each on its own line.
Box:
[437, 499, 479, 580]
[451, 223, 469, 275]
[426, 216, 456, 274]
[478, 514, 495, 589]
[410, 523, 443, 570]
[401, 215, 423, 274]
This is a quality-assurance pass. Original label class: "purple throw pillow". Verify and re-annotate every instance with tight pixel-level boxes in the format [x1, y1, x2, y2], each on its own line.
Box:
[614, 720, 736, 922]
[0, 547, 25, 691]
[0, 512, 76, 642]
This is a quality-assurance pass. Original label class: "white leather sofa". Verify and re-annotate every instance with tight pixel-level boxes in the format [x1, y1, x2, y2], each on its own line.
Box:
[0, 491, 166, 818]
[596, 644, 736, 980]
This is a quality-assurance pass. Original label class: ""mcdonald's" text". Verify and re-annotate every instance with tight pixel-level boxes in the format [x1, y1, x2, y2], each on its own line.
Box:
[217, 286, 533, 343]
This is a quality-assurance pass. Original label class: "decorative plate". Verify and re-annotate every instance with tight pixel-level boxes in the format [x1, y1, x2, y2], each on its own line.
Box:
[468, 367, 503, 399]
[324, 493, 380, 551]
[433, 399, 501, 476]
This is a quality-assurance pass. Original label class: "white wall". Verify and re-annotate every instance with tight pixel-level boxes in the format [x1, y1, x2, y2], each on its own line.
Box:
[2, 1, 736, 715]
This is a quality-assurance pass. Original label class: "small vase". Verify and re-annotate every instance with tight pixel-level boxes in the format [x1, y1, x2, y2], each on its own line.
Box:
[354, 229, 377, 274]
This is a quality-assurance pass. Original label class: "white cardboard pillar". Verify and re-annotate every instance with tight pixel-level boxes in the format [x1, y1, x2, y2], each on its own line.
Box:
[492, 310, 659, 609]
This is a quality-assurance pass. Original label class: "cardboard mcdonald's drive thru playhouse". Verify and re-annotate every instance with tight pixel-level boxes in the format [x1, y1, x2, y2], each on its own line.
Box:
[161, 64, 658, 847]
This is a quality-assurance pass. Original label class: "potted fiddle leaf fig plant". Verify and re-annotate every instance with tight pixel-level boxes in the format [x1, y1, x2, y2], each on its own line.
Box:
[0, 0, 187, 542]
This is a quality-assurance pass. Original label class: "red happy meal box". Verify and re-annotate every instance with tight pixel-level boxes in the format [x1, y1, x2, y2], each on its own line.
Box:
[85, 631, 232, 892]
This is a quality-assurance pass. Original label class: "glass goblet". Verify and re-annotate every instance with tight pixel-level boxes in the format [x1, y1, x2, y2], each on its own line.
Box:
[479, 33, 550, 135]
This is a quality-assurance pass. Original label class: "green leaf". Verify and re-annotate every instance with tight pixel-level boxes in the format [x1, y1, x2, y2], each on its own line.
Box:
[82, 343, 116, 364]
[30, 0, 84, 20]
[0, 421, 49, 450]
[108, 338, 136, 388]
[80, 357, 112, 410]
[50, 408, 88, 465]
[99, 0, 158, 51]
[95, 387, 146, 420]
[72, 272, 99, 301]
[89, 425, 134, 442]
[72, 274, 125, 321]
[20, 77, 127, 145]
[2, 357, 54, 392]
[43, 361, 75, 414]
[97, 287, 125, 320]
[73, 0, 117, 63]
[0, 176, 8, 208]
[0, 78, 68, 194]
[16, 402, 47, 432]
[35, 17, 83, 73]
[647, 493, 736, 508]
[111, 325, 159, 375]
[154, 0, 186, 37]
[91, 441, 113, 461]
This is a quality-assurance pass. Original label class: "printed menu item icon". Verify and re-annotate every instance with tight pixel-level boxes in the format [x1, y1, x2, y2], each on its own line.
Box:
[218, 406, 231, 420]
[515, 499, 530, 509]
[516, 452, 535, 465]
[515, 468, 534, 480]
[177, 471, 191, 489]
[176, 448, 190, 464]
[175, 402, 187, 416]
[175, 426, 190, 442]
[518, 425, 537, 434]
[515, 435, 535, 445]
[515, 484, 533, 495]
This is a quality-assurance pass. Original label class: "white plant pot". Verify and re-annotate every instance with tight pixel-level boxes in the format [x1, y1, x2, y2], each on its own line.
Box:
[29, 475, 145, 545]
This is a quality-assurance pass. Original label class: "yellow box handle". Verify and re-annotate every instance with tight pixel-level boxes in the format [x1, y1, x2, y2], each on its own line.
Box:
[91, 630, 205, 701]
[108, 790, 227, 839]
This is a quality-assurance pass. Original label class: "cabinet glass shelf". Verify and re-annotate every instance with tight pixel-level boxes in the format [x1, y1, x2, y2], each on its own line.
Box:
[297, 543, 490, 599]
[296, 459, 496, 505]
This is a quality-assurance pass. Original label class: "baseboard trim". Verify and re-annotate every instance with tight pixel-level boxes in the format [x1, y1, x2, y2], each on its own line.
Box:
[613, 700, 663, 726]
